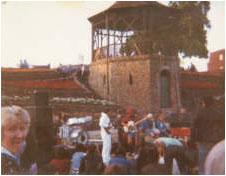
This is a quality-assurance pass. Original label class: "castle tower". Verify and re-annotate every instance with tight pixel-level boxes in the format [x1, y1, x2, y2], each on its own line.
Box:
[88, 1, 181, 114]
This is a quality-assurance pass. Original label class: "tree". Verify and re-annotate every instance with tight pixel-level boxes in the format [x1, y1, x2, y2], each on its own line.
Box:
[168, 1, 210, 58]
[120, 1, 211, 58]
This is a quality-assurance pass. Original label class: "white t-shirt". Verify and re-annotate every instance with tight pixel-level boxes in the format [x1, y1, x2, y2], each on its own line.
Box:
[99, 112, 111, 135]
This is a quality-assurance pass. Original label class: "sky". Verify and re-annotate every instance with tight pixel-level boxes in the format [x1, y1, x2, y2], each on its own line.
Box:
[1, 1, 225, 71]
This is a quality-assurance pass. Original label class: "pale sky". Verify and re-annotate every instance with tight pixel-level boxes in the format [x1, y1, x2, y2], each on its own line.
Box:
[1, 1, 225, 71]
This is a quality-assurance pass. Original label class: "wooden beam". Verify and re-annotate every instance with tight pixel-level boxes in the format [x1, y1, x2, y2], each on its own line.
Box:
[105, 13, 110, 96]
[120, 16, 139, 31]
[91, 25, 94, 61]
[114, 30, 116, 57]
[100, 29, 103, 48]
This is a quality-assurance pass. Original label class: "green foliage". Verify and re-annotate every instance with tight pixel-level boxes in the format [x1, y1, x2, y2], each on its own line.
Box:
[121, 1, 211, 58]
[168, 1, 210, 58]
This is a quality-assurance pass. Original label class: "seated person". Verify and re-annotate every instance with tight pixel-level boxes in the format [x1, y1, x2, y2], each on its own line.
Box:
[140, 113, 160, 137]
[156, 113, 170, 136]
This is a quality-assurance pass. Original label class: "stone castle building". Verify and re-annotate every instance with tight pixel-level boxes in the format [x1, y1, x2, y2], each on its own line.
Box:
[87, 1, 224, 115]
[88, 2, 182, 114]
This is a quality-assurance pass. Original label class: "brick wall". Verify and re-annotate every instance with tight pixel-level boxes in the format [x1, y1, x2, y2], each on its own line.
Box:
[209, 49, 225, 72]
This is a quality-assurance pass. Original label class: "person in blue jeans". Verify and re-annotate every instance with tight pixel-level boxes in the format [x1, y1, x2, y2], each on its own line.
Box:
[70, 144, 86, 175]
[121, 109, 139, 152]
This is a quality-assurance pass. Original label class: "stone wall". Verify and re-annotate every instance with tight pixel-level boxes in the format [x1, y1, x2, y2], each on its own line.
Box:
[89, 56, 152, 113]
[88, 59, 108, 98]
[149, 56, 181, 114]
[109, 56, 151, 112]
[89, 55, 181, 114]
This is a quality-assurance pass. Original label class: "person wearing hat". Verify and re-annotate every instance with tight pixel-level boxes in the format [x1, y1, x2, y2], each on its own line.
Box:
[139, 113, 160, 144]
[140, 113, 160, 136]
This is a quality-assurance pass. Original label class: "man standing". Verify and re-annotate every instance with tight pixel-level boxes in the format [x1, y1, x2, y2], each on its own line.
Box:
[99, 110, 112, 167]
[191, 96, 225, 175]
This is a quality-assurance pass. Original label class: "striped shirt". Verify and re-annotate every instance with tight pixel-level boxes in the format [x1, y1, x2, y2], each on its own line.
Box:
[60, 124, 70, 139]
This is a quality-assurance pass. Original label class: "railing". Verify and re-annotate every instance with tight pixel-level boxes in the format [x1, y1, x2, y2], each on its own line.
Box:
[93, 41, 164, 61]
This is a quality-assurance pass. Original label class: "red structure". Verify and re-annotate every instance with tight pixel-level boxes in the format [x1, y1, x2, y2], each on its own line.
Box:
[171, 128, 191, 139]
[208, 49, 225, 73]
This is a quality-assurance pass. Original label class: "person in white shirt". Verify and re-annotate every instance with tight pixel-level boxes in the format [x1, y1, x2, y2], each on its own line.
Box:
[99, 110, 112, 167]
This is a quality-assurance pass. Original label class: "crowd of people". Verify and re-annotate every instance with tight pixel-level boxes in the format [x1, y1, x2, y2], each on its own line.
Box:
[1, 96, 225, 175]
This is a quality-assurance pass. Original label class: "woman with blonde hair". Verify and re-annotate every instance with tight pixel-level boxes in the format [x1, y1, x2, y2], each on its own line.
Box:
[1, 105, 31, 174]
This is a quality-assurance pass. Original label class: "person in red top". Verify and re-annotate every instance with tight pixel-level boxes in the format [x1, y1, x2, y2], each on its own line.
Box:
[121, 108, 139, 152]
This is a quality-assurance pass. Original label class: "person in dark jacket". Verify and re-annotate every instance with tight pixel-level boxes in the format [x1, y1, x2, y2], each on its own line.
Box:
[191, 96, 225, 175]
[80, 144, 104, 175]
